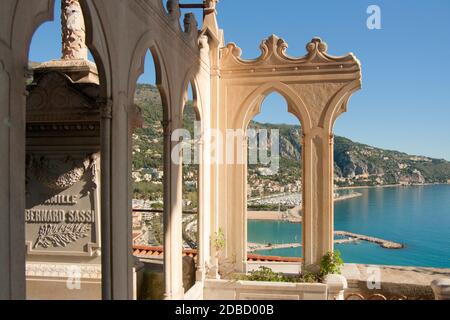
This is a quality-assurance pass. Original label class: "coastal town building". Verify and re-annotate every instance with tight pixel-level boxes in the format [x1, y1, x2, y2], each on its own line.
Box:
[1, 0, 449, 301]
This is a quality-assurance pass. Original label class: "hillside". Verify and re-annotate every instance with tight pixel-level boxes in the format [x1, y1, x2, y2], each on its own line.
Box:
[132, 84, 450, 200]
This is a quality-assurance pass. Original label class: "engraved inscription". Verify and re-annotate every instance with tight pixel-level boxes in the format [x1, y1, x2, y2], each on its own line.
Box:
[25, 152, 100, 256]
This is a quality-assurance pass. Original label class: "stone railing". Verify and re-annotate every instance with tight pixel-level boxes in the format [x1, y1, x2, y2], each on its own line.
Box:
[431, 279, 450, 300]
[203, 275, 347, 301]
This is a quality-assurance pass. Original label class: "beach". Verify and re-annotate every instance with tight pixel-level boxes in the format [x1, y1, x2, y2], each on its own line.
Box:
[247, 191, 362, 223]
[247, 211, 302, 223]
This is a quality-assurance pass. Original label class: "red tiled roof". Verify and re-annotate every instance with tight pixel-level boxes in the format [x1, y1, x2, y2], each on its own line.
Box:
[247, 254, 303, 263]
[132, 245, 303, 263]
[133, 245, 197, 258]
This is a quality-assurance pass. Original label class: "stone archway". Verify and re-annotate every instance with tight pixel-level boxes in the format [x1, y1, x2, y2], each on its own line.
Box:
[0, 0, 116, 300]
[217, 35, 362, 272]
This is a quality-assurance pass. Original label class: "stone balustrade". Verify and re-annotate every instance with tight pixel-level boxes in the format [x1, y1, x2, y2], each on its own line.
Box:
[323, 274, 348, 300]
[431, 279, 450, 300]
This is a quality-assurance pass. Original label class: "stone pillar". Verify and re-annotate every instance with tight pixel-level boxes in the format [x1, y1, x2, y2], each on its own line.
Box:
[223, 130, 247, 275]
[302, 129, 334, 270]
[205, 19, 222, 280]
[323, 274, 347, 300]
[431, 279, 450, 300]
[99, 98, 112, 300]
[61, 0, 88, 60]
[0, 54, 27, 300]
[163, 120, 184, 299]
[196, 138, 206, 282]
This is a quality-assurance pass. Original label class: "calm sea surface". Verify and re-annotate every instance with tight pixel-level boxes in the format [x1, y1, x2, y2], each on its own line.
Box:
[249, 185, 450, 268]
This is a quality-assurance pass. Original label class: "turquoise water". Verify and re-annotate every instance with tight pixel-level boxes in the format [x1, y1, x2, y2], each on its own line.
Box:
[248, 185, 450, 268]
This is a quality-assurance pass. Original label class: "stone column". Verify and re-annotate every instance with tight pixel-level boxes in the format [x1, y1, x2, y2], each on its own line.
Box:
[302, 129, 334, 270]
[109, 96, 134, 300]
[196, 138, 206, 282]
[61, 0, 88, 60]
[99, 97, 112, 300]
[208, 86, 220, 279]
[0, 54, 26, 300]
[163, 120, 184, 299]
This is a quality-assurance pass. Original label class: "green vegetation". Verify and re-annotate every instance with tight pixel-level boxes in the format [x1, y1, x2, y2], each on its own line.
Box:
[320, 251, 344, 277]
[237, 267, 320, 283]
[133, 182, 163, 202]
[133, 84, 199, 208]
[236, 251, 344, 284]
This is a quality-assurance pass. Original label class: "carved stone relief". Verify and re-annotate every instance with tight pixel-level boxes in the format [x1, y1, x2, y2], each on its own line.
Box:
[25, 152, 101, 256]
[61, 0, 87, 60]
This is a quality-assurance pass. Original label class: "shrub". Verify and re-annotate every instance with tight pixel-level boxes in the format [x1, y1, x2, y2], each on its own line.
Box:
[237, 267, 320, 283]
[244, 267, 288, 282]
[319, 251, 344, 277]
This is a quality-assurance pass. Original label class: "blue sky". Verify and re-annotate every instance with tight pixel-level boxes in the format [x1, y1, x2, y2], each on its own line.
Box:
[30, 1, 450, 160]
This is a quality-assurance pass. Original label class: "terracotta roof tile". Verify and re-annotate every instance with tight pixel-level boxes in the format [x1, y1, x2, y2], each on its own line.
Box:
[132, 246, 303, 263]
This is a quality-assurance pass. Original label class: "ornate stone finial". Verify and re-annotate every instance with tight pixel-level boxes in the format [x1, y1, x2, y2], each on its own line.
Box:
[184, 13, 198, 34]
[260, 35, 288, 59]
[166, 0, 181, 19]
[202, 0, 220, 38]
[61, 0, 87, 60]
[204, 0, 219, 15]
[306, 37, 328, 55]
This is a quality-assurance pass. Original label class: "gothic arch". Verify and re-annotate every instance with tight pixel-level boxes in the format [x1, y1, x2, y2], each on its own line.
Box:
[0, 0, 116, 299]
[79, 0, 113, 99]
[12, 0, 56, 63]
[237, 81, 312, 134]
[129, 36, 171, 121]
[323, 80, 362, 134]
[181, 70, 202, 123]
[219, 35, 362, 272]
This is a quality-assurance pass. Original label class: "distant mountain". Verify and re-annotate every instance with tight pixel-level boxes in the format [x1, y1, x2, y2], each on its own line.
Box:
[248, 121, 450, 187]
[133, 84, 450, 199]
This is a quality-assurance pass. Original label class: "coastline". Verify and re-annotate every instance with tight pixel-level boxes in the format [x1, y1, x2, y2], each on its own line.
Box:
[337, 182, 450, 191]
[248, 192, 362, 223]
[247, 183, 449, 223]
[247, 211, 302, 223]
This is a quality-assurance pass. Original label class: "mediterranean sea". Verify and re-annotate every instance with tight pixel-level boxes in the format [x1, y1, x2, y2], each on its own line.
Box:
[248, 185, 450, 268]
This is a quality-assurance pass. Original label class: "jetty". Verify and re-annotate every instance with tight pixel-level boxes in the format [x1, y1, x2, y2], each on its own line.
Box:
[248, 242, 302, 252]
[334, 231, 404, 249]
[248, 231, 404, 252]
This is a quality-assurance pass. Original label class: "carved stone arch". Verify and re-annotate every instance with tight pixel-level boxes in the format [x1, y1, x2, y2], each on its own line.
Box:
[219, 36, 362, 272]
[322, 80, 362, 134]
[11, 0, 55, 63]
[181, 67, 202, 124]
[237, 81, 312, 133]
[128, 35, 171, 122]
[0, 43, 13, 75]
[0, 0, 59, 300]
[79, 0, 112, 99]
